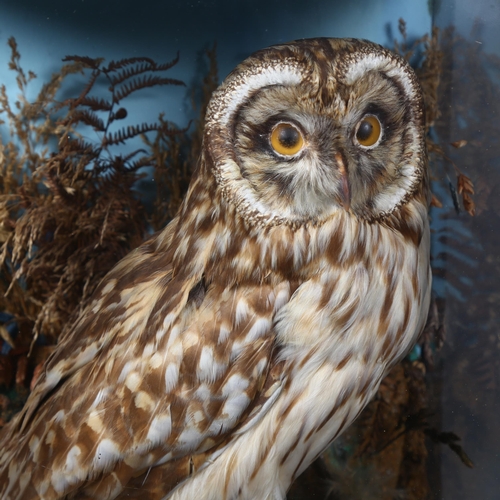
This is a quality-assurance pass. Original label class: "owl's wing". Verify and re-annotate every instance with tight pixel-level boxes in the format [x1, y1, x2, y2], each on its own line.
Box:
[0, 226, 292, 499]
[7, 224, 179, 437]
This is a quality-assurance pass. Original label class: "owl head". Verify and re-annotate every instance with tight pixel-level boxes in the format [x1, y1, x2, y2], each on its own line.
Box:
[203, 38, 427, 227]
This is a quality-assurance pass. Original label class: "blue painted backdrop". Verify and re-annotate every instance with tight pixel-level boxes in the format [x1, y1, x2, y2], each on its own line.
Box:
[1, 1, 500, 499]
[0, 0, 432, 128]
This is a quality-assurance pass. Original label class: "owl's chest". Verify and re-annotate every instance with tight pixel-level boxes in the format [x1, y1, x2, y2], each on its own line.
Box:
[275, 220, 430, 359]
[171, 221, 431, 499]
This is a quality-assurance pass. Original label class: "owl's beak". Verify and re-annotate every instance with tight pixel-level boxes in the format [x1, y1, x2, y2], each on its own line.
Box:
[335, 152, 351, 211]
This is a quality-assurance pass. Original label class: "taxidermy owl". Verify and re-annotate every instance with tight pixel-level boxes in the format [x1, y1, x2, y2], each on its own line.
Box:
[0, 38, 431, 499]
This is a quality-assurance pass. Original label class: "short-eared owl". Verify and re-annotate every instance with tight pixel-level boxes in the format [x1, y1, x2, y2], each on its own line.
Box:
[0, 38, 431, 499]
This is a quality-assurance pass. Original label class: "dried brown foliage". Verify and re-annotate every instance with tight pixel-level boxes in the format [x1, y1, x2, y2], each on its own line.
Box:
[395, 19, 476, 217]
[146, 42, 219, 230]
[428, 26, 500, 498]
[0, 38, 189, 404]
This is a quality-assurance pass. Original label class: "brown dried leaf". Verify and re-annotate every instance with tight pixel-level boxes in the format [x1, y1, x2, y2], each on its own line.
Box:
[457, 173, 475, 194]
[455, 173, 476, 215]
[451, 139, 468, 148]
[462, 192, 476, 216]
[0, 36, 203, 426]
[62, 55, 103, 69]
[430, 193, 443, 208]
[0, 325, 15, 349]
[114, 75, 184, 103]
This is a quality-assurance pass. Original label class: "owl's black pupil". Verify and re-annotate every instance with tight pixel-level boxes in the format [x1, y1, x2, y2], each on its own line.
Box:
[278, 126, 300, 148]
[356, 120, 373, 141]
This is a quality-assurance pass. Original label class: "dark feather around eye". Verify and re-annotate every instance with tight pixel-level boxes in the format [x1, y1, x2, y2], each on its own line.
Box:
[354, 104, 393, 143]
[244, 115, 306, 159]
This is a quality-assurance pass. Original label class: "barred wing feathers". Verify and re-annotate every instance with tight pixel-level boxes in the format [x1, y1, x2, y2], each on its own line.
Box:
[0, 221, 291, 499]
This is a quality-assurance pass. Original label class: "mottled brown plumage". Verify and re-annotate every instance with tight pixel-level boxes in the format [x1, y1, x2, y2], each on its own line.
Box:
[0, 38, 431, 499]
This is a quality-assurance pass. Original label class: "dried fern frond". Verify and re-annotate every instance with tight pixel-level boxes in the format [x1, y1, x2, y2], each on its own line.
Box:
[0, 39, 192, 405]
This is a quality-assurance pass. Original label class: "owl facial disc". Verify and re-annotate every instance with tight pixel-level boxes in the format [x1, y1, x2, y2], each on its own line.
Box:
[205, 38, 426, 226]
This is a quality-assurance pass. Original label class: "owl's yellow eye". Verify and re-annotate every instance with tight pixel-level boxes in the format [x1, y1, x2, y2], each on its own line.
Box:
[355, 115, 382, 147]
[270, 123, 304, 156]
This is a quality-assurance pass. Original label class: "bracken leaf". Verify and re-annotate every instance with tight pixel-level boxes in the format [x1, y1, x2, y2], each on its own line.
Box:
[113, 75, 185, 103]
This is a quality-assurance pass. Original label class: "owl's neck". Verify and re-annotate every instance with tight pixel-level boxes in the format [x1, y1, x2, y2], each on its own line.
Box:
[161, 155, 428, 293]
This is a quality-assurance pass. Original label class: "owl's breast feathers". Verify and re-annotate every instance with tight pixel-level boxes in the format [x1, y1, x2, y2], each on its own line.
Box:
[0, 175, 429, 499]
